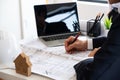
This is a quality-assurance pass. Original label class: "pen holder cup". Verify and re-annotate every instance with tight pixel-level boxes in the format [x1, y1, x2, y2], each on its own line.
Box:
[87, 19, 101, 37]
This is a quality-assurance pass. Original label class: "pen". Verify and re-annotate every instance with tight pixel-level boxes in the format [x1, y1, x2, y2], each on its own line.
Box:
[99, 13, 104, 21]
[95, 13, 101, 22]
[71, 32, 80, 44]
[88, 13, 102, 37]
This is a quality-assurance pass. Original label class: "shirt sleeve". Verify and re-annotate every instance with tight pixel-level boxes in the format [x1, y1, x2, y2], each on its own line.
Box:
[87, 38, 93, 50]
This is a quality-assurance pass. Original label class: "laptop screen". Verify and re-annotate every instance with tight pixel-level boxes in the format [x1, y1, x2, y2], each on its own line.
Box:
[34, 2, 80, 37]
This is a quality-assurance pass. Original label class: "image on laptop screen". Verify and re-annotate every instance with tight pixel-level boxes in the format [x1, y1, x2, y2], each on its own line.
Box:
[34, 2, 80, 37]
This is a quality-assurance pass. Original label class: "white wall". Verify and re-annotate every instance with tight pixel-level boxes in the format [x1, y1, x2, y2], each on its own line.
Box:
[77, 1, 109, 20]
[0, 0, 21, 41]
[54, 0, 76, 3]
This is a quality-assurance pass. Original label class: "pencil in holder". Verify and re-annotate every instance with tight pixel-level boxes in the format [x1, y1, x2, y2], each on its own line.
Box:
[87, 19, 101, 37]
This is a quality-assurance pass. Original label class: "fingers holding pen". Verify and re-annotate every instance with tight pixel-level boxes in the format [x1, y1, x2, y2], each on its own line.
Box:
[65, 36, 88, 53]
[66, 42, 76, 53]
[65, 37, 83, 53]
[64, 36, 75, 53]
[65, 36, 74, 46]
[65, 32, 81, 53]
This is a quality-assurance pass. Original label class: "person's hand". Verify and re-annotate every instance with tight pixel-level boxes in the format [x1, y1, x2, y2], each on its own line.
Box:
[88, 48, 100, 57]
[64, 36, 88, 54]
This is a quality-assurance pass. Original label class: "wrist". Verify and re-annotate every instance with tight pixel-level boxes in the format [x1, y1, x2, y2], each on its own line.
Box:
[83, 40, 88, 50]
[88, 39, 93, 50]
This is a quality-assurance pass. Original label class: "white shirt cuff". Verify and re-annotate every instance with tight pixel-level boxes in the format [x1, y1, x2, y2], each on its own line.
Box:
[87, 39, 93, 50]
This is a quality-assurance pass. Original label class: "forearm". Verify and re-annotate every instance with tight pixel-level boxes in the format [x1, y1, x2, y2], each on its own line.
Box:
[87, 37, 107, 50]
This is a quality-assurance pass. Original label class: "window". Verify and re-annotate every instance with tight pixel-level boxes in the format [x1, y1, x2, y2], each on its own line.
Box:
[78, 0, 108, 3]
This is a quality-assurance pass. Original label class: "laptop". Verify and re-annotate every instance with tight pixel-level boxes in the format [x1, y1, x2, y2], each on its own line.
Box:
[34, 2, 81, 47]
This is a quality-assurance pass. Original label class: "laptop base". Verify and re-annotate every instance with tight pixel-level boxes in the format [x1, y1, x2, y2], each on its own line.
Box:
[40, 38, 65, 47]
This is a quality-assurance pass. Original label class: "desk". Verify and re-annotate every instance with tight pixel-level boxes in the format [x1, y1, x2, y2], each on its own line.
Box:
[0, 37, 90, 80]
[0, 69, 52, 80]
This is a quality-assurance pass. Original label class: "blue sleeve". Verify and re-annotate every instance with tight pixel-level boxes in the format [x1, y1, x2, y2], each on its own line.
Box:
[93, 37, 107, 48]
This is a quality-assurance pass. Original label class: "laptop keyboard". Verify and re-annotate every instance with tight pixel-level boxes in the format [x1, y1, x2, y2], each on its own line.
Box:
[42, 33, 77, 41]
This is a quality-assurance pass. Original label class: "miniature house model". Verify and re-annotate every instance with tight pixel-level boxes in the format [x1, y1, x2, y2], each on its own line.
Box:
[14, 53, 32, 76]
[0, 78, 3, 80]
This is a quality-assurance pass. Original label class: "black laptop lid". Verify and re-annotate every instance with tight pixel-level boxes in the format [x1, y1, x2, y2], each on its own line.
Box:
[34, 2, 80, 37]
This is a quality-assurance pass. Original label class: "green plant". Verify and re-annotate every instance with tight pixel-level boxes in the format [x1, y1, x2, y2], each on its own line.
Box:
[104, 17, 112, 30]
